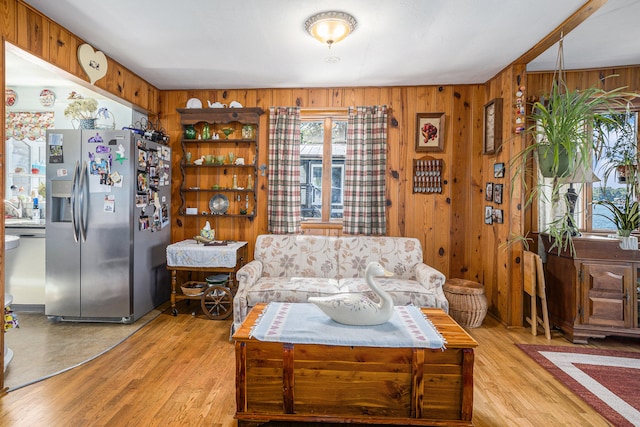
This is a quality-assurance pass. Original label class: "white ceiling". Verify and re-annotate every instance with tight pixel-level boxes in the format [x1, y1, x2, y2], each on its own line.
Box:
[7, 0, 640, 90]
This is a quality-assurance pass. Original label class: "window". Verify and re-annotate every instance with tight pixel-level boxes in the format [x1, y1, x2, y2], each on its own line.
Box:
[299, 111, 347, 221]
[541, 111, 639, 234]
[590, 111, 638, 232]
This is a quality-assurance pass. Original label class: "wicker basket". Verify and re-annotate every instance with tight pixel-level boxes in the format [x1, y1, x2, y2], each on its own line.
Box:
[181, 281, 206, 296]
[443, 278, 488, 328]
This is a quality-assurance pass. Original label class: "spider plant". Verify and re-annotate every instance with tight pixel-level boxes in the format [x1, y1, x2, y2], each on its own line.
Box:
[510, 78, 638, 254]
[593, 194, 640, 237]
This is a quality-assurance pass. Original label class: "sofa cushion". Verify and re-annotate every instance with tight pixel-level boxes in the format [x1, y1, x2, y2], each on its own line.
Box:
[338, 278, 443, 308]
[337, 236, 423, 279]
[245, 277, 341, 306]
[254, 234, 339, 278]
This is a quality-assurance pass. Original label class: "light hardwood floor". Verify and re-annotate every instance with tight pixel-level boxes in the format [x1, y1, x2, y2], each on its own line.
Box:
[1, 303, 637, 427]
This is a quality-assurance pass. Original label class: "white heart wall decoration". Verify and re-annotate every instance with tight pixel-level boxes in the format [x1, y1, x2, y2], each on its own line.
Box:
[77, 44, 108, 85]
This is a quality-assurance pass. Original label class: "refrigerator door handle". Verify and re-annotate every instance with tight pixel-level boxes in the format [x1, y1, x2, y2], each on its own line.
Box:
[70, 160, 80, 243]
[79, 160, 88, 242]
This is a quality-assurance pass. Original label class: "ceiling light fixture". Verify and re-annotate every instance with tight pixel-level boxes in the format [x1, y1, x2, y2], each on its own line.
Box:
[305, 11, 357, 49]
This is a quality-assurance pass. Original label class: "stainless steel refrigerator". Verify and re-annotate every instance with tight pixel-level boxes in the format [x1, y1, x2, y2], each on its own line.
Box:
[45, 129, 171, 323]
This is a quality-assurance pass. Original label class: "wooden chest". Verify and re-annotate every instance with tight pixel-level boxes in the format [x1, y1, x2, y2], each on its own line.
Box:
[233, 303, 478, 426]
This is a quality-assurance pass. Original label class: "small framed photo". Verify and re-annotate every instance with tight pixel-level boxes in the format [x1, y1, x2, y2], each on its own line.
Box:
[485, 182, 493, 202]
[485, 206, 493, 224]
[493, 183, 503, 204]
[483, 98, 503, 154]
[416, 112, 445, 152]
[493, 208, 504, 224]
[494, 162, 505, 178]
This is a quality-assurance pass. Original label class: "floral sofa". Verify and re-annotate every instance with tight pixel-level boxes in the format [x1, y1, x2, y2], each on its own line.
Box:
[232, 234, 448, 333]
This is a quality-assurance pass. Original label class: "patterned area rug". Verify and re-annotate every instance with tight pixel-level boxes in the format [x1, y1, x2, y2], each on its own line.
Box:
[518, 344, 640, 427]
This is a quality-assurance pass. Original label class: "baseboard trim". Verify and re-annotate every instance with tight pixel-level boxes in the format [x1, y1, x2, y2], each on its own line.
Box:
[11, 304, 45, 313]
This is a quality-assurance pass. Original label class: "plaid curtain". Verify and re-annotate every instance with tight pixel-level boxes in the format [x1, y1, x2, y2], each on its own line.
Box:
[343, 105, 388, 235]
[267, 107, 301, 234]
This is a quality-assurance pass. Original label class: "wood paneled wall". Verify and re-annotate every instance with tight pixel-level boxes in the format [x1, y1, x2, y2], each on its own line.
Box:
[528, 66, 640, 99]
[159, 86, 487, 284]
[481, 64, 640, 327]
[482, 64, 527, 326]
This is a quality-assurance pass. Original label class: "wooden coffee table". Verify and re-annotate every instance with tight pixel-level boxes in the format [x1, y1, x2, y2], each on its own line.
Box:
[233, 303, 478, 426]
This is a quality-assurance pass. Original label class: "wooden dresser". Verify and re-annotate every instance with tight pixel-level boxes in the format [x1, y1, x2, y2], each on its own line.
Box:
[543, 234, 640, 343]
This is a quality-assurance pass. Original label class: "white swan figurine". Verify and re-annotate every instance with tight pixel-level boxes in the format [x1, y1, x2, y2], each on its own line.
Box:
[308, 261, 394, 326]
[193, 155, 205, 165]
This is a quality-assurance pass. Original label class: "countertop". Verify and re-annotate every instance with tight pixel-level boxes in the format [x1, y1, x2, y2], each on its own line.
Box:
[5, 218, 46, 229]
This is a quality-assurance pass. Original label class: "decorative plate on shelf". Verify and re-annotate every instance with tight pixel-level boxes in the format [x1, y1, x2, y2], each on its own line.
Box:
[209, 194, 229, 215]
[186, 98, 202, 108]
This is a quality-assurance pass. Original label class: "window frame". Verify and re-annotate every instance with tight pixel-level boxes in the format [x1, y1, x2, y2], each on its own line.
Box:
[299, 108, 348, 223]
[569, 109, 639, 234]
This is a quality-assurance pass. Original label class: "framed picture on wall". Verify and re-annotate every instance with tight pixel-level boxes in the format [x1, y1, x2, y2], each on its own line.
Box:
[483, 98, 503, 154]
[485, 206, 493, 224]
[416, 112, 445, 152]
[493, 184, 503, 204]
[493, 209, 504, 224]
[485, 182, 493, 202]
[494, 162, 505, 178]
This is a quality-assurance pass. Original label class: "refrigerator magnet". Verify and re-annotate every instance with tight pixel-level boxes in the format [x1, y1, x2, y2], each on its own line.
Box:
[137, 171, 148, 193]
[49, 145, 64, 163]
[88, 133, 103, 143]
[110, 171, 122, 185]
[115, 144, 127, 164]
[138, 150, 147, 169]
[135, 194, 148, 207]
[104, 195, 115, 213]
[161, 204, 169, 228]
[139, 215, 149, 231]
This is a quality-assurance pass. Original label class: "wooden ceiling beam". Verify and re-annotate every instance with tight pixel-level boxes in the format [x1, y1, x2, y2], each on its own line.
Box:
[515, 0, 608, 65]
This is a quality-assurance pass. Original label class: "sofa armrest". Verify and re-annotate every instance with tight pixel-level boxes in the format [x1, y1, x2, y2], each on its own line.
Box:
[232, 260, 264, 335]
[414, 263, 449, 312]
[237, 260, 263, 288]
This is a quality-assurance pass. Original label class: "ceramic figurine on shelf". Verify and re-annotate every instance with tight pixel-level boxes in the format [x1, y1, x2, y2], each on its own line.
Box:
[198, 221, 215, 242]
[308, 262, 394, 326]
[207, 101, 227, 108]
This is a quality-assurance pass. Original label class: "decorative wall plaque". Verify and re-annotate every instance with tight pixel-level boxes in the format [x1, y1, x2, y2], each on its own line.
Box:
[78, 43, 108, 85]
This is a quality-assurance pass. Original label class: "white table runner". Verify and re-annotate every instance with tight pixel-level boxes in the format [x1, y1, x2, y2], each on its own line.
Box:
[166, 239, 247, 268]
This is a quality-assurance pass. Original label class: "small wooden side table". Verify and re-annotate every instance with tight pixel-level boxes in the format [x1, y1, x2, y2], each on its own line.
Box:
[166, 239, 247, 319]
